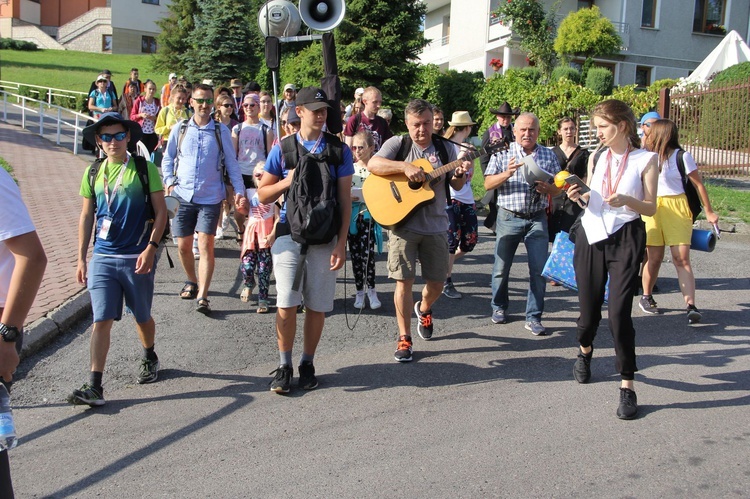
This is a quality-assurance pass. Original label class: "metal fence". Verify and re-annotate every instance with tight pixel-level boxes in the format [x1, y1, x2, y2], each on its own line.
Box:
[665, 82, 750, 178]
[1, 89, 91, 156]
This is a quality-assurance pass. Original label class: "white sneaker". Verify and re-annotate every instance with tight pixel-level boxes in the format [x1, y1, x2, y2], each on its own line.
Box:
[221, 214, 230, 232]
[192, 239, 200, 260]
[215, 226, 224, 240]
[353, 290, 365, 309]
[367, 288, 381, 310]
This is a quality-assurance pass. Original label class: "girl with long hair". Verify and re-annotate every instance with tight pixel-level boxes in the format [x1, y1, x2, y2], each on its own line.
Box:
[640, 119, 718, 322]
[566, 99, 658, 420]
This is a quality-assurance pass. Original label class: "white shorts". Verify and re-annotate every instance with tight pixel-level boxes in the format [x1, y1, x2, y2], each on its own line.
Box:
[271, 235, 338, 312]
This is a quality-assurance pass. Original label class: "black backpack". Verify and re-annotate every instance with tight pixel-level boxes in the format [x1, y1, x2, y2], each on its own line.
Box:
[674, 149, 702, 222]
[281, 132, 344, 246]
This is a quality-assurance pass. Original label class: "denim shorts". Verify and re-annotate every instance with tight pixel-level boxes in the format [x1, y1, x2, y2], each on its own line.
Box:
[88, 254, 156, 323]
[171, 194, 222, 237]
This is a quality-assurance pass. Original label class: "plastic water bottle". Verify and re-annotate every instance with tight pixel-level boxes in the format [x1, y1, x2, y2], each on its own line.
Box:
[0, 383, 17, 451]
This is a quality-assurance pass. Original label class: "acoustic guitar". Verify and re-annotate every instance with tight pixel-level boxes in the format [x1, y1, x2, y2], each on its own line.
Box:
[362, 142, 506, 229]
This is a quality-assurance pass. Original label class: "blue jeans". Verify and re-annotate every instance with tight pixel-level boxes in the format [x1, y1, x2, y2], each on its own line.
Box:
[491, 209, 549, 322]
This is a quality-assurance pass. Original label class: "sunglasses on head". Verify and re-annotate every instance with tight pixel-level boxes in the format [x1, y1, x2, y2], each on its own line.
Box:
[193, 98, 214, 105]
[98, 131, 128, 142]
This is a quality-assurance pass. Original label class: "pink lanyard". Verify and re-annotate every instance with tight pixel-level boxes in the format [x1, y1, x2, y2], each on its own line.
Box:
[103, 154, 129, 215]
[602, 147, 630, 198]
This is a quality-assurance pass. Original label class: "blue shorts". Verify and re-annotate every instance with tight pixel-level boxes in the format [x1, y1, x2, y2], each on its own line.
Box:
[88, 254, 156, 323]
[171, 195, 222, 237]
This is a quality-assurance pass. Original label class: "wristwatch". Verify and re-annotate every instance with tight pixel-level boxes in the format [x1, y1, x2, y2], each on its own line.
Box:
[0, 323, 20, 343]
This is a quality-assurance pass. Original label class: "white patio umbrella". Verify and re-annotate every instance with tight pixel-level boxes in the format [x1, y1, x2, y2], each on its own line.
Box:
[684, 30, 750, 83]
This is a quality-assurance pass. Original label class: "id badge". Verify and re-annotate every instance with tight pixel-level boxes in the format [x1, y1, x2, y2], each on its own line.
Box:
[98, 218, 112, 240]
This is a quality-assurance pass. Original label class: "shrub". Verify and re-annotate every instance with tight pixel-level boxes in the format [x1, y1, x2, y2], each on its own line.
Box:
[550, 66, 581, 84]
[0, 38, 38, 51]
[585, 67, 613, 95]
[520, 66, 543, 84]
[710, 61, 750, 87]
[411, 63, 484, 132]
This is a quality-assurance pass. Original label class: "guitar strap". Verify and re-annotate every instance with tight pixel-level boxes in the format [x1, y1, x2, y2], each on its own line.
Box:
[395, 134, 451, 202]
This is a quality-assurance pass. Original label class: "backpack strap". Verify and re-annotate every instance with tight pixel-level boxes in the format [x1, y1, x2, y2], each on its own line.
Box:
[280, 134, 299, 171]
[323, 132, 344, 166]
[213, 120, 228, 183]
[394, 134, 412, 162]
[675, 148, 687, 183]
[87, 158, 106, 195]
[132, 155, 152, 217]
[172, 119, 189, 175]
[592, 146, 609, 175]
[431, 135, 452, 203]
[261, 123, 269, 158]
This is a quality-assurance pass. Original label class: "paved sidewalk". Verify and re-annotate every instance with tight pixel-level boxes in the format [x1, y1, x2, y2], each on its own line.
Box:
[0, 121, 90, 326]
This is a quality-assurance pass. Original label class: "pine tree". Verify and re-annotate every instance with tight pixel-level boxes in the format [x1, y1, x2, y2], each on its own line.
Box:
[151, 0, 198, 75]
[185, 0, 261, 84]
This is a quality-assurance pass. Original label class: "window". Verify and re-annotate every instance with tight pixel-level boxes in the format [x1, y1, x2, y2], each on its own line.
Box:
[641, 0, 657, 28]
[577, 0, 594, 10]
[635, 66, 652, 88]
[102, 35, 112, 52]
[142, 0, 159, 4]
[141, 36, 157, 54]
[693, 0, 726, 34]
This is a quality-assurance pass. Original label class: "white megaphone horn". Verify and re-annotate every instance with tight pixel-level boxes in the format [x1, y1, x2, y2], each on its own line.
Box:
[258, 0, 302, 38]
[298, 0, 346, 32]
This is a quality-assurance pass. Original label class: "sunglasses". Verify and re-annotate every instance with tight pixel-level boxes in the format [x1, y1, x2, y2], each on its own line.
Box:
[193, 98, 214, 105]
[243, 103, 257, 108]
[642, 123, 652, 128]
[254, 172, 263, 178]
[220, 103, 233, 109]
[98, 131, 128, 142]
[352, 145, 368, 151]
[260, 100, 272, 104]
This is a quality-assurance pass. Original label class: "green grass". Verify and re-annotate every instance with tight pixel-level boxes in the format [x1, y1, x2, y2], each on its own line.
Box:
[0, 49, 169, 94]
[0, 156, 12, 175]
[705, 181, 750, 223]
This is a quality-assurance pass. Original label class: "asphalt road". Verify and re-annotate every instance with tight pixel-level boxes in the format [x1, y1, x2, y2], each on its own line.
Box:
[6, 222, 750, 497]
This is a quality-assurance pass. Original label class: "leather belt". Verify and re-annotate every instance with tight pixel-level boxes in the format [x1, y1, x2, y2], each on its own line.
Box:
[501, 208, 544, 220]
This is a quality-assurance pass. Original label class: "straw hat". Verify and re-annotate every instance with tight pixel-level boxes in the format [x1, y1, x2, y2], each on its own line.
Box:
[447, 111, 476, 127]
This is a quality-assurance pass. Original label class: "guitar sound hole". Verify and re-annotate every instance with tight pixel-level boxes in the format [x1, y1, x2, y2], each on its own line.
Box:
[408, 180, 423, 190]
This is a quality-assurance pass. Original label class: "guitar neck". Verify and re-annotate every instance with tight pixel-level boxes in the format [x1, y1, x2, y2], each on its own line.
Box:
[424, 149, 480, 182]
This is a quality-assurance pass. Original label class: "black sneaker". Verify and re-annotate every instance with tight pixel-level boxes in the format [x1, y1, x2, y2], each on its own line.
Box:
[137, 358, 160, 384]
[67, 383, 105, 407]
[638, 295, 659, 315]
[394, 335, 413, 362]
[616, 388, 638, 420]
[687, 304, 702, 324]
[442, 282, 462, 299]
[573, 346, 593, 384]
[269, 365, 293, 394]
[414, 301, 433, 340]
[298, 361, 319, 390]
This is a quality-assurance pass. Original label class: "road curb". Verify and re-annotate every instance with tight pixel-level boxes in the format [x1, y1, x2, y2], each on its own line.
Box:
[22, 291, 90, 358]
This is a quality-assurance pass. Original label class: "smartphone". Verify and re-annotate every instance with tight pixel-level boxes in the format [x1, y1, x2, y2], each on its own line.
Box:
[565, 174, 590, 194]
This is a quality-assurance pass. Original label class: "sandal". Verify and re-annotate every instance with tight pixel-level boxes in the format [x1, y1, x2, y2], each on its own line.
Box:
[196, 298, 211, 315]
[257, 300, 269, 314]
[240, 286, 253, 303]
[180, 281, 198, 300]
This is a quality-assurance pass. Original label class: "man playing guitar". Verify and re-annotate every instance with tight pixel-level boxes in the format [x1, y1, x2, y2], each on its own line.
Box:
[368, 99, 471, 362]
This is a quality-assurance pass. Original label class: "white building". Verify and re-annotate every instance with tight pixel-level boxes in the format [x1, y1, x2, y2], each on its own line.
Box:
[420, 0, 750, 86]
